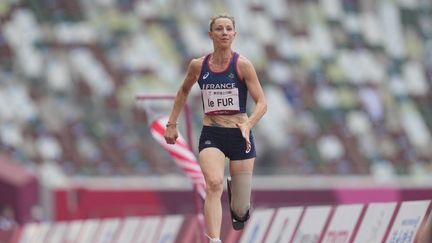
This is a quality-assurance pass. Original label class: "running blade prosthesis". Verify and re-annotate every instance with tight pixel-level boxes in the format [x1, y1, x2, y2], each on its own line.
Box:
[227, 177, 250, 231]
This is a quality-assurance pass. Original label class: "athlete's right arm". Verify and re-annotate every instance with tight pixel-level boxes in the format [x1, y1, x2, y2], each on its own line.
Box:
[164, 58, 202, 144]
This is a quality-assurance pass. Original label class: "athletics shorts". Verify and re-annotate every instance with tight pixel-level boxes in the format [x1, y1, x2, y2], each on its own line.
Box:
[198, 126, 256, 160]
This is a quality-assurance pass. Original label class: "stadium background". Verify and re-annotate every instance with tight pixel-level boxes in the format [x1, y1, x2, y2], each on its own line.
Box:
[0, 0, 431, 242]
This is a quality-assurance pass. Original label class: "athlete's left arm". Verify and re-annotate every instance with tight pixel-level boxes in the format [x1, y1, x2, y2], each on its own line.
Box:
[235, 56, 267, 150]
[238, 56, 267, 128]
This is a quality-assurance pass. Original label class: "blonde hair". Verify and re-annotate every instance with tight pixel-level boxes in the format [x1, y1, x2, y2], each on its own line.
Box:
[209, 14, 235, 31]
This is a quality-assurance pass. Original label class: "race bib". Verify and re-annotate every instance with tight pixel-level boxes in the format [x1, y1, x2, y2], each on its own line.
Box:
[202, 88, 240, 114]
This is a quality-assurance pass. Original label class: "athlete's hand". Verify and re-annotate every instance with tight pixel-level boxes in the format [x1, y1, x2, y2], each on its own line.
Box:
[164, 126, 178, 144]
[236, 122, 251, 153]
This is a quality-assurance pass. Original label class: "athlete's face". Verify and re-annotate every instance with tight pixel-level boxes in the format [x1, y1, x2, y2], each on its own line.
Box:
[209, 18, 236, 48]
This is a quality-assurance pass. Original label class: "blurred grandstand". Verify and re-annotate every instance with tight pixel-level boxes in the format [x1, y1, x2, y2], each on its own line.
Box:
[0, 0, 432, 236]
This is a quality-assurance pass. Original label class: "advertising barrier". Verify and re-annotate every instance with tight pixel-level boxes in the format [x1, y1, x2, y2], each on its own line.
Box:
[8, 199, 431, 243]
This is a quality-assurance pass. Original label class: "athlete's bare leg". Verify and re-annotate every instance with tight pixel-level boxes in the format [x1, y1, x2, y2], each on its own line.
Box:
[199, 148, 226, 239]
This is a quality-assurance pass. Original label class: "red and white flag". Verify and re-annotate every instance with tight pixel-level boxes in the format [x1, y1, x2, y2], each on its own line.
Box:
[150, 116, 206, 199]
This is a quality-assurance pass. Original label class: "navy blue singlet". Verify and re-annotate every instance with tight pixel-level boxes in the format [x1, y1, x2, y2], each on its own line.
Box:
[198, 52, 248, 115]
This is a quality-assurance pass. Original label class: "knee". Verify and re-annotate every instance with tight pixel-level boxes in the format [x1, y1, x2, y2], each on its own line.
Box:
[205, 177, 224, 195]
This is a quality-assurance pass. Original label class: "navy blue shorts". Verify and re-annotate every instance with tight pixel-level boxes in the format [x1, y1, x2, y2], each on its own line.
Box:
[198, 126, 256, 160]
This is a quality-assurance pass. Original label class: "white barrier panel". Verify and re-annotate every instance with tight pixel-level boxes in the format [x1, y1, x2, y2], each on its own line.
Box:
[19, 223, 39, 243]
[133, 216, 161, 243]
[154, 215, 184, 243]
[75, 219, 100, 243]
[265, 206, 304, 243]
[239, 209, 275, 243]
[115, 217, 141, 243]
[46, 221, 67, 243]
[33, 222, 51, 243]
[321, 204, 364, 243]
[64, 220, 83, 243]
[385, 200, 431, 243]
[94, 218, 121, 243]
[353, 202, 397, 243]
[292, 205, 332, 243]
